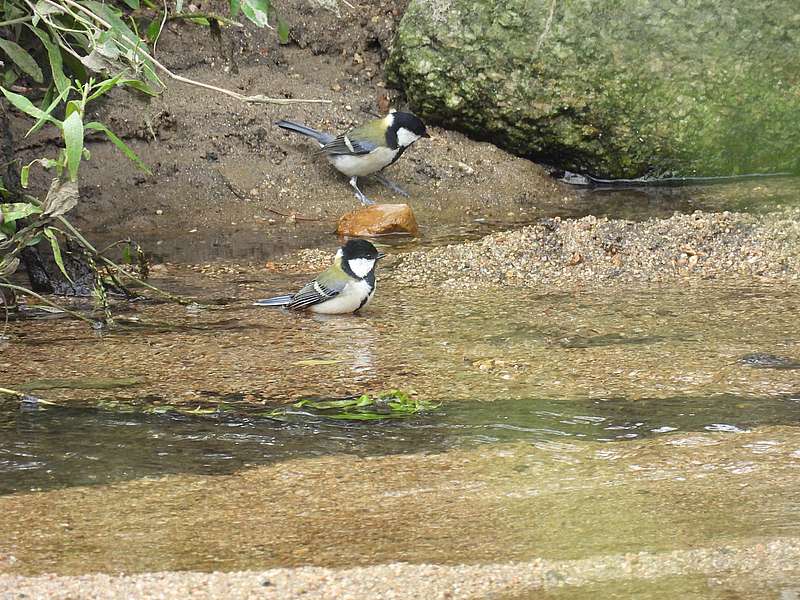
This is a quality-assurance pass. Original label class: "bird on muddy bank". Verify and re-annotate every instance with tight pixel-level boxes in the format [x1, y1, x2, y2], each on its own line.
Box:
[254, 239, 385, 314]
[274, 110, 430, 205]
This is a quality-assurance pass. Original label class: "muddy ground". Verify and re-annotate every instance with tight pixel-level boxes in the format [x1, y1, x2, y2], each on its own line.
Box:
[10, 0, 569, 262]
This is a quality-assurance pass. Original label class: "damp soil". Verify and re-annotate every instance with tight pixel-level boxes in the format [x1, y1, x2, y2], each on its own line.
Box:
[9, 0, 571, 263]
[10, 1, 799, 266]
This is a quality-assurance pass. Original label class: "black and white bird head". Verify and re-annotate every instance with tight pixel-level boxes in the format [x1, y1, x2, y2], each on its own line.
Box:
[387, 111, 430, 149]
[338, 239, 386, 279]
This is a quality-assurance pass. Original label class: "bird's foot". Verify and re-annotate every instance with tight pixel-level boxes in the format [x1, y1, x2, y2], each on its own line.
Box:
[373, 173, 409, 197]
[349, 177, 377, 206]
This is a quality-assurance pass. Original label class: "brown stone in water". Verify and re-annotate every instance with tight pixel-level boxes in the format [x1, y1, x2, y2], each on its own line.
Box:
[336, 203, 419, 237]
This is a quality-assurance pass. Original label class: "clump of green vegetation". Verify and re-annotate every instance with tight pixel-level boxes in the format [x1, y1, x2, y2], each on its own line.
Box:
[1, 387, 437, 423]
[1, 69, 154, 323]
[292, 390, 440, 421]
[0, 0, 319, 323]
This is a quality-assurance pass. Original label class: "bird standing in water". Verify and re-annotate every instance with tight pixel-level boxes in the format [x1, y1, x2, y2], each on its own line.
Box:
[254, 239, 385, 314]
[275, 111, 430, 205]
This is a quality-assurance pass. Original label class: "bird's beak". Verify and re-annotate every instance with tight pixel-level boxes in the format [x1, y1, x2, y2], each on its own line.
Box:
[421, 132, 431, 138]
[377, 252, 387, 260]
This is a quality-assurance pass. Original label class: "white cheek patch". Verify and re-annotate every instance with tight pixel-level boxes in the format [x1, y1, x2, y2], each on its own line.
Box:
[396, 127, 420, 148]
[348, 258, 376, 278]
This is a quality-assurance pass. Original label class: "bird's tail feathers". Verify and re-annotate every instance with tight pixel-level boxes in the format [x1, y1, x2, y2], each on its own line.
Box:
[253, 295, 293, 307]
[274, 120, 335, 145]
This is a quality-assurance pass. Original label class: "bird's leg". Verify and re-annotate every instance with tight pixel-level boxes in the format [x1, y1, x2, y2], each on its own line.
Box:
[373, 172, 409, 197]
[349, 177, 376, 206]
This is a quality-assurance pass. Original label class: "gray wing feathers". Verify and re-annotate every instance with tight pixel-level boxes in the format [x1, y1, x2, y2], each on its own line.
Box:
[320, 135, 378, 156]
[253, 295, 293, 307]
[276, 120, 378, 155]
[287, 278, 346, 310]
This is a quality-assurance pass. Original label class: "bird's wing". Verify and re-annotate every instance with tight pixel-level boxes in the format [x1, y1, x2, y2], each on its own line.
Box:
[287, 267, 348, 310]
[320, 133, 379, 156]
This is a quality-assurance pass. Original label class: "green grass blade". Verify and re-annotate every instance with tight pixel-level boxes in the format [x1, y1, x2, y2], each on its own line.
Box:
[85, 121, 151, 174]
[0, 39, 43, 83]
[119, 79, 160, 96]
[82, 1, 140, 44]
[43, 227, 74, 283]
[86, 74, 122, 101]
[146, 16, 163, 43]
[26, 26, 70, 95]
[0, 86, 61, 125]
[25, 85, 70, 138]
[241, 0, 271, 27]
[277, 17, 289, 44]
[1, 202, 42, 222]
[62, 111, 84, 182]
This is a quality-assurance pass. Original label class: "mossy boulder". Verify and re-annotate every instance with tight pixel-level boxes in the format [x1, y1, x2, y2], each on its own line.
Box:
[387, 0, 800, 178]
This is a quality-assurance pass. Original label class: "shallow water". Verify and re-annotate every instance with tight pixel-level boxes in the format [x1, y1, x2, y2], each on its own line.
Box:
[2, 273, 800, 581]
[2, 423, 800, 575]
[3, 391, 800, 495]
[89, 176, 800, 263]
[8, 275, 800, 404]
[2, 181, 800, 591]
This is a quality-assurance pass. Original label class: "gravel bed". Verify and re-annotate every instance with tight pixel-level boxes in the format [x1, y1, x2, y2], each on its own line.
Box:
[2, 538, 799, 599]
[389, 209, 800, 288]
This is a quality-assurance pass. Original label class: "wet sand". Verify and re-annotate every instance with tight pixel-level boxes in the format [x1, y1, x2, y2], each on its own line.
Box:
[3, 539, 800, 599]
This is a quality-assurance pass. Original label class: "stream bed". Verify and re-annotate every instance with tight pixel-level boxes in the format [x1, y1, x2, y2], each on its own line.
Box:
[1, 179, 800, 598]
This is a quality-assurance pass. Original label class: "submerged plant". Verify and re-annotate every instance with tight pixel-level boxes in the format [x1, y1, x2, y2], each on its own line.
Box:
[292, 390, 440, 421]
[2, 387, 439, 424]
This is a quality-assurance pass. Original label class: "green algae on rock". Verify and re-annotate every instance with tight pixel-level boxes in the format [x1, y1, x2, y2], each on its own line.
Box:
[387, 0, 800, 178]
